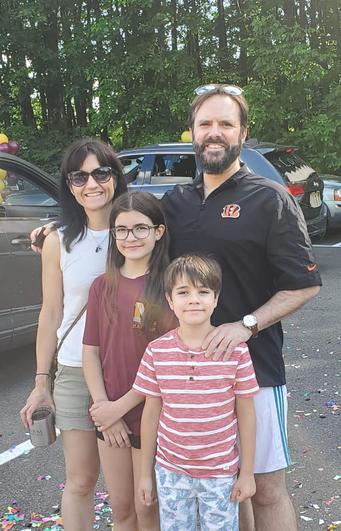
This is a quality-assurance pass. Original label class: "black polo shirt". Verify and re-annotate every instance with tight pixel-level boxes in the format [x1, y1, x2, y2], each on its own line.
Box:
[161, 166, 322, 387]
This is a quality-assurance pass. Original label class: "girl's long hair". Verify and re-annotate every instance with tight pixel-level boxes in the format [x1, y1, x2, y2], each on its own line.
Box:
[59, 138, 127, 251]
[105, 192, 170, 339]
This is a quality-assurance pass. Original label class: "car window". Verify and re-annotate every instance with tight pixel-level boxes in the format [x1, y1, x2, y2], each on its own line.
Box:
[151, 154, 196, 183]
[265, 151, 316, 184]
[120, 156, 145, 183]
[0, 169, 57, 208]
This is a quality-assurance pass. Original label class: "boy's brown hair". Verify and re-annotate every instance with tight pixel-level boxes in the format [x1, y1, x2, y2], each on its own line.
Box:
[164, 254, 222, 297]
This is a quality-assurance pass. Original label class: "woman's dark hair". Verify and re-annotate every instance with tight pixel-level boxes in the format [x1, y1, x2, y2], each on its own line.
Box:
[59, 138, 127, 251]
[105, 191, 170, 339]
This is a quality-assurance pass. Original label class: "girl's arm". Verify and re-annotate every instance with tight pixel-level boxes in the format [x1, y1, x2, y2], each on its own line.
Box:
[89, 389, 145, 430]
[139, 395, 162, 506]
[20, 232, 63, 427]
[231, 396, 256, 502]
[83, 344, 108, 403]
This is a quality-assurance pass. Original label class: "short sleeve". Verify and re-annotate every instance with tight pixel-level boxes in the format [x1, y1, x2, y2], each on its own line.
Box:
[133, 345, 161, 397]
[233, 344, 259, 397]
[266, 192, 322, 290]
[83, 280, 100, 346]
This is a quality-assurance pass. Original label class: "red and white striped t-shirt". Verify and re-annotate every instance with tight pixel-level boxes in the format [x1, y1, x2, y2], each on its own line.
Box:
[133, 329, 259, 478]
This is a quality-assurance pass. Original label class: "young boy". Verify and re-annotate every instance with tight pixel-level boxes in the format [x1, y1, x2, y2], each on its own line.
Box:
[133, 254, 259, 531]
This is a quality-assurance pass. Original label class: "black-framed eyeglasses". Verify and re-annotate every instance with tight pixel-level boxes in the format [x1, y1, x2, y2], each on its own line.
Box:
[67, 166, 114, 187]
[194, 84, 243, 97]
[111, 224, 159, 240]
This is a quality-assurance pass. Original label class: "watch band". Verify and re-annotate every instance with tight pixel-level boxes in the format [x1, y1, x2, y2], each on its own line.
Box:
[248, 324, 258, 338]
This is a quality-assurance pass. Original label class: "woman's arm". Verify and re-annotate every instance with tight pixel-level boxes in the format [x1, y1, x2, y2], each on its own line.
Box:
[20, 232, 63, 427]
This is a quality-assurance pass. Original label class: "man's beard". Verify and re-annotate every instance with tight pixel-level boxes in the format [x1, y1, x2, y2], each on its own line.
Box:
[193, 136, 242, 174]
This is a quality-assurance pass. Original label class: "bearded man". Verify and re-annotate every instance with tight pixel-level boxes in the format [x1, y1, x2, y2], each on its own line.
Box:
[161, 84, 321, 531]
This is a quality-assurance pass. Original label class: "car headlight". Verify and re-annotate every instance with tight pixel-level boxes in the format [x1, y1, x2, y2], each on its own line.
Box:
[334, 189, 341, 201]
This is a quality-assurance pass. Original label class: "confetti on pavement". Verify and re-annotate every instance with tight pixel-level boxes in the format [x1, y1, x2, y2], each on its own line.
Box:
[0, 491, 113, 530]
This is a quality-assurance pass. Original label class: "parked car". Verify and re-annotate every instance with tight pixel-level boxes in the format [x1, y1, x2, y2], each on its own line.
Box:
[321, 174, 341, 231]
[118, 141, 327, 240]
[0, 141, 327, 353]
[0, 152, 59, 353]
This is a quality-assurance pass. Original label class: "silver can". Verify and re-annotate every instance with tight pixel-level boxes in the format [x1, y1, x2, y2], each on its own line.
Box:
[29, 407, 56, 447]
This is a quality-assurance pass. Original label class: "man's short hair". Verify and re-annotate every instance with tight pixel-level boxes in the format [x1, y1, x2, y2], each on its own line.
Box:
[164, 254, 222, 297]
[189, 85, 249, 131]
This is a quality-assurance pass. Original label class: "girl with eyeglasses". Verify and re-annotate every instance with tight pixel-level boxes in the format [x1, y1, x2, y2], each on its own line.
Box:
[20, 138, 127, 531]
[83, 191, 173, 530]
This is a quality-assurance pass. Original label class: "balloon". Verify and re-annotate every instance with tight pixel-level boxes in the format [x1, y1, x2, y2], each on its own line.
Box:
[8, 140, 19, 154]
[0, 180, 4, 192]
[0, 133, 9, 144]
[0, 169, 6, 180]
[181, 130, 192, 142]
[0, 143, 10, 153]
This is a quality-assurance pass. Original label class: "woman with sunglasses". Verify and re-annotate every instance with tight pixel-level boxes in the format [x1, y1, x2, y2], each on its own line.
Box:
[20, 138, 127, 531]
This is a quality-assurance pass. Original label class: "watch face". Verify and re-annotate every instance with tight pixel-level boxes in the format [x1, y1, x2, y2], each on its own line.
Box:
[244, 315, 257, 327]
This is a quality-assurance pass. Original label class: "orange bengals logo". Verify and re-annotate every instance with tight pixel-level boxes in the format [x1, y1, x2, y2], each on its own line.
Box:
[221, 204, 241, 218]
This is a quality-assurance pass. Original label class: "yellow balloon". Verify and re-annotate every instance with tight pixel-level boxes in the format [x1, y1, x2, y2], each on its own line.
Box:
[0, 180, 5, 192]
[181, 130, 192, 143]
[0, 133, 9, 144]
[0, 169, 7, 180]
[0, 195, 3, 204]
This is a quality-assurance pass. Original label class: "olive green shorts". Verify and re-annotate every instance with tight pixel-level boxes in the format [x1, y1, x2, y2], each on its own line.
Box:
[53, 363, 94, 431]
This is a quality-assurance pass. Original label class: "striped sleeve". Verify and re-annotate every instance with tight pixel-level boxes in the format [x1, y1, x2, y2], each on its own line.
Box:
[233, 343, 259, 397]
[133, 344, 161, 397]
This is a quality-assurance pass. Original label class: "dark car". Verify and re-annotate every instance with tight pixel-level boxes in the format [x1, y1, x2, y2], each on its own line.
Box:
[118, 141, 327, 240]
[321, 174, 341, 231]
[0, 152, 59, 352]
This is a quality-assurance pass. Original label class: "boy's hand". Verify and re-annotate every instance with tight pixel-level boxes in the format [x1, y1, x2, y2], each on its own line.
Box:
[230, 472, 256, 503]
[139, 476, 158, 506]
[90, 400, 122, 431]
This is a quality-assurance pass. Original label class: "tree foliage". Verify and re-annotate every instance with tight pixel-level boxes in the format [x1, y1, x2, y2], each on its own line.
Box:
[0, 0, 340, 173]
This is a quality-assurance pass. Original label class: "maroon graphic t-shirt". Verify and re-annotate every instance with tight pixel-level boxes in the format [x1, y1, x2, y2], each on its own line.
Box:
[83, 273, 151, 435]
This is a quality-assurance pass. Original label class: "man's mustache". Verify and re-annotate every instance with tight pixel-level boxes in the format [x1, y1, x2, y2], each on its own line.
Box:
[200, 138, 229, 150]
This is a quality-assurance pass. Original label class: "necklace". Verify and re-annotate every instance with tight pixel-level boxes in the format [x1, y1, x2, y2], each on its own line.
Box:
[88, 228, 109, 253]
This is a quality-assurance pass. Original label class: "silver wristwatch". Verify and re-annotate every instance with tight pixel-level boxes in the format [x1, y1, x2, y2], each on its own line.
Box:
[242, 314, 258, 338]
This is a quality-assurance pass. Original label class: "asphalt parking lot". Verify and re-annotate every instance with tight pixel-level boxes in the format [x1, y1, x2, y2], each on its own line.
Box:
[0, 241, 340, 530]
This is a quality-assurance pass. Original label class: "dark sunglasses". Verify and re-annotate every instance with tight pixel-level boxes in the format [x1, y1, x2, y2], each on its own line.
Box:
[195, 84, 243, 97]
[67, 166, 114, 187]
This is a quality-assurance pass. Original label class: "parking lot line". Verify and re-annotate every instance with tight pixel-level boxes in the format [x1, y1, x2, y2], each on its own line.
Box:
[0, 430, 60, 466]
[313, 243, 341, 247]
[0, 439, 34, 465]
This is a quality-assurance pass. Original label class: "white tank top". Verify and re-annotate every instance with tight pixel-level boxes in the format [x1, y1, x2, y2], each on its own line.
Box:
[56, 227, 109, 367]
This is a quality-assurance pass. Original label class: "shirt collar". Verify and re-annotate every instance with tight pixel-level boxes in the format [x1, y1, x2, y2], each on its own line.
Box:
[194, 163, 248, 191]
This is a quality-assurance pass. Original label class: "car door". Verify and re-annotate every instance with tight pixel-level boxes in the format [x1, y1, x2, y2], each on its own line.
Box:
[0, 203, 13, 350]
[0, 156, 59, 352]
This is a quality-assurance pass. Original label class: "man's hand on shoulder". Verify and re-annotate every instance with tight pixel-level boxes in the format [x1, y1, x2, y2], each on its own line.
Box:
[202, 322, 252, 361]
[30, 222, 58, 254]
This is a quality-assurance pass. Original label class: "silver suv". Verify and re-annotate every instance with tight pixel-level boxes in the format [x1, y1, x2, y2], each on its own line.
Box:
[118, 141, 327, 240]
